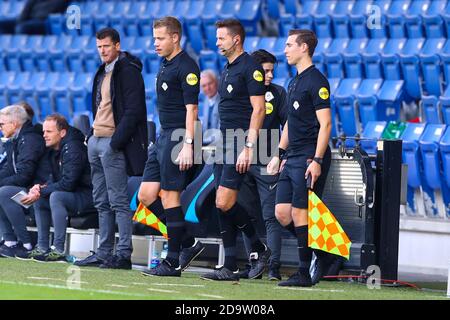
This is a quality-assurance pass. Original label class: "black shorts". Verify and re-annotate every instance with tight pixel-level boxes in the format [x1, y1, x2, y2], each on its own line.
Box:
[276, 147, 331, 209]
[142, 128, 194, 191]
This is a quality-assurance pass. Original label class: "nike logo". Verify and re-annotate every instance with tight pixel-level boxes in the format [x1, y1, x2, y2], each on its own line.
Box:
[269, 183, 277, 190]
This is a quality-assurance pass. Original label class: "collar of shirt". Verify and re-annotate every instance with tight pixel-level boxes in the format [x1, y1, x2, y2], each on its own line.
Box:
[296, 64, 315, 79]
[162, 50, 184, 66]
[226, 51, 247, 68]
[207, 93, 220, 106]
[105, 56, 119, 73]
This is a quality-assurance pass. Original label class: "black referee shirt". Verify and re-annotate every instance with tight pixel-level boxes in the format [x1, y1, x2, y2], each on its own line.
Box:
[287, 64, 330, 156]
[218, 52, 266, 131]
[257, 83, 287, 163]
[156, 50, 200, 130]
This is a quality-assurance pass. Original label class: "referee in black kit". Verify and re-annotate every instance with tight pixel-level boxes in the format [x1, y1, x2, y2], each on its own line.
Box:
[267, 30, 332, 287]
[140, 16, 203, 277]
[201, 19, 270, 281]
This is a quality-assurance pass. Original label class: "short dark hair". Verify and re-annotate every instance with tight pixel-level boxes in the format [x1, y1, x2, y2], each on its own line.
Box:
[17, 101, 34, 121]
[153, 16, 182, 39]
[215, 19, 245, 44]
[45, 114, 69, 131]
[96, 27, 120, 44]
[251, 49, 277, 65]
[288, 29, 318, 57]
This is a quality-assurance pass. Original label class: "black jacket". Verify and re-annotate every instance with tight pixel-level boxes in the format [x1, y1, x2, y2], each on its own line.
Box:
[20, 0, 69, 21]
[0, 121, 46, 187]
[91, 51, 148, 176]
[40, 126, 92, 197]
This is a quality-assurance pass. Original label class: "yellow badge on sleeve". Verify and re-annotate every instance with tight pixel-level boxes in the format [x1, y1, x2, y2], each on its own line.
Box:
[319, 87, 329, 100]
[253, 70, 263, 82]
[186, 73, 198, 86]
[265, 102, 273, 115]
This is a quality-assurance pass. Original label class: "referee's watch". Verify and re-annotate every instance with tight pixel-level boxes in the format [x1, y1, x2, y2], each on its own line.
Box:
[184, 137, 194, 145]
[313, 157, 323, 165]
[245, 141, 254, 149]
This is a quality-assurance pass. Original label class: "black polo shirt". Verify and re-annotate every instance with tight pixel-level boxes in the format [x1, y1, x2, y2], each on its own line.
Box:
[218, 52, 266, 131]
[287, 65, 330, 156]
[156, 50, 200, 130]
[257, 83, 288, 163]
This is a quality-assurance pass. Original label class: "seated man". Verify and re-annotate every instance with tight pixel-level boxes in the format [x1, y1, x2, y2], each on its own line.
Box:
[21, 114, 95, 262]
[0, 105, 46, 258]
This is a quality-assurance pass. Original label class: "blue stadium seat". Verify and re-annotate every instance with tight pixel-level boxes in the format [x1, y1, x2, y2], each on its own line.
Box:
[360, 121, 387, 154]
[184, 0, 206, 20]
[368, 13, 388, 38]
[376, 80, 404, 122]
[323, 53, 343, 78]
[387, 0, 410, 16]
[328, 77, 341, 138]
[124, 16, 140, 37]
[79, 16, 94, 36]
[237, 0, 262, 36]
[421, 95, 441, 123]
[185, 19, 204, 53]
[271, 77, 286, 88]
[423, 14, 446, 38]
[110, 1, 131, 18]
[407, 0, 430, 16]
[83, 52, 100, 73]
[93, 16, 109, 33]
[349, 14, 369, 38]
[145, 51, 161, 74]
[53, 87, 72, 120]
[373, 0, 393, 14]
[218, 0, 241, 19]
[267, 0, 281, 19]
[439, 125, 450, 189]
[273, 54, 290, 78]
[6, 72, 30, 104]
[380, 38, 407, 80]
[404, 14, 425, 38]
[419, 124, 446, 190]
[81, 1, 99, 16]
[334, 78, 362, 136]
[420, 54, 443, 96]
[440, 86, 450, 124]
[243, 36, 259, 53]
[4, 51, 21, 72]
[258, 37, 276, 52]
[109, 16, 126, 38]
[401, 122, 426, 189]
[333, 0, 355, 15]
[199, 50, 219, 71]
[295, 15, 313, 31]
[351, 0, 374, 15]
[48, 14, 64, 35]
[331, 14, 350, 38]
[279, 15, 295, 37]
[386, 14, 407, 38]
[342, 38, 369, 78]
[356, 78, 384, 126]
[313, 15, 332, 39]
[424, 0, 447, 16]
[284, 0, 299, 15]
[399, 38, 426, 99]
[361, 39, 387, 79]
[312, 54, 325, 75]
[172, 0, 190, 20]
[94, 2, 115, 18]
[272, 37, 287, 57]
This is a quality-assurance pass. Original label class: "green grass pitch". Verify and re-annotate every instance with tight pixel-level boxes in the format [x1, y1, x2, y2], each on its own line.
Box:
[0, 258, 447, 300]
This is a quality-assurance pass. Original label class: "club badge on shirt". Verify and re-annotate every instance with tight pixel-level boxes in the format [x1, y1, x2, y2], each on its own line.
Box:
[162, 82, 168, 91]
[265, 102, 274, 115]
[293, 101, 299, 110]
[227, 84, 233, 93]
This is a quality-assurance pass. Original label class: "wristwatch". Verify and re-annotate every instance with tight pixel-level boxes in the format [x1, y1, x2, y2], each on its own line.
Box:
[313, 157, 323, 165]
[184, 137, 194, 145]
[245, 141, 254, 149]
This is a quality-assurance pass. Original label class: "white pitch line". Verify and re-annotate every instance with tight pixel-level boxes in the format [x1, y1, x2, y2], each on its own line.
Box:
[152, 283, 205, 288]
[275, 287, 345, 293]
[107, 284, 129, 288]
[147, 288, 179, 294]
[27, 277, 87, 284]
[197, 294, 224, 299]
[0, 280, 149, 298]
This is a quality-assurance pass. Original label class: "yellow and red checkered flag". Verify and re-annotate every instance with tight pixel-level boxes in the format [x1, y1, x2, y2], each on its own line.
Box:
[133, 202, 168, 239]
[308, 191, 351, 260]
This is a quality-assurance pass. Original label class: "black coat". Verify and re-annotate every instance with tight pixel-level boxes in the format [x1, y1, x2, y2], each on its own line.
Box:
[40, 126, 92, 198]
[0, 121, 46, 187]
[91, 51, 148, 176]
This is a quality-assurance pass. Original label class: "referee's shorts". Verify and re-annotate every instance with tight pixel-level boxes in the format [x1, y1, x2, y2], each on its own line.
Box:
[276, 146, 331, 209]
[142, 128, 195, 191]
